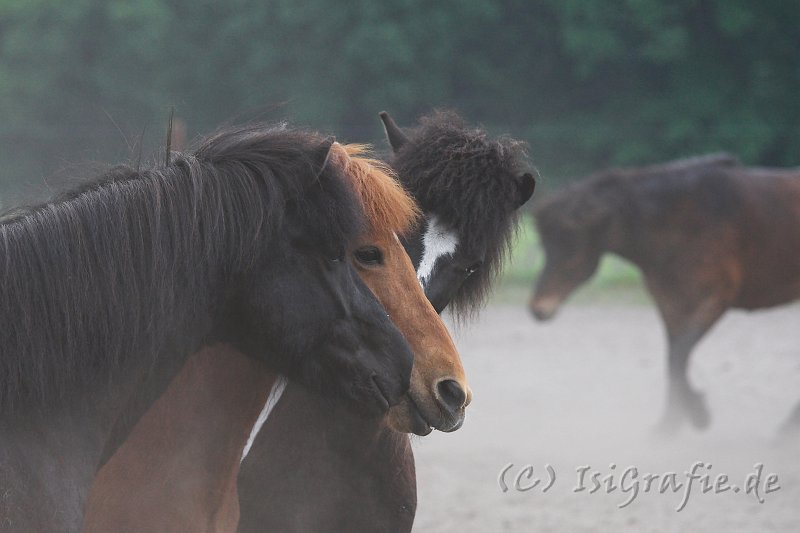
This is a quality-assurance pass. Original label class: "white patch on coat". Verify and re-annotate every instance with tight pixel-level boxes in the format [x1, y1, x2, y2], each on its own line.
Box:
[241, 375, 289, 462]
[417, 215, 459, 287]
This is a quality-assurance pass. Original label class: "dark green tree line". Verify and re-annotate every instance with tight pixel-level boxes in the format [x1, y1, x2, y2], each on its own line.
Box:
[1, 0, 798, 202]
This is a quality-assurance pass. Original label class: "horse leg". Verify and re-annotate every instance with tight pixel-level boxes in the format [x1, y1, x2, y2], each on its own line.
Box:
[653, 297, 727, 434]
[778, 401, 800, 437]
[658, 334, 708, 432]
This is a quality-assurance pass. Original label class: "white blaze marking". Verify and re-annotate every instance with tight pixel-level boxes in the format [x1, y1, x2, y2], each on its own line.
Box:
[417, 215, 459, 287]
[241, 375, 289, 462]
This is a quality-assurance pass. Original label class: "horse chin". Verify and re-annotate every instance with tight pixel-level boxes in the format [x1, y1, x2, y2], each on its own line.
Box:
[528, 294, 562, 321]
[386, 396, 433, 436]
[437, 413, 465, 433]
[387, 391, 468, 435]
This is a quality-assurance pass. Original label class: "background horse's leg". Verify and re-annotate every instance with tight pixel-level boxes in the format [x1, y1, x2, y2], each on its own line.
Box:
[778, 401, 800, 437]
[647, 277, 729, 434]
[661, 328, 713, 432]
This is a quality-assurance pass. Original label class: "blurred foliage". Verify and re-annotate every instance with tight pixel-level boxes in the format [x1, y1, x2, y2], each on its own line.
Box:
[1, 0, 799, 204]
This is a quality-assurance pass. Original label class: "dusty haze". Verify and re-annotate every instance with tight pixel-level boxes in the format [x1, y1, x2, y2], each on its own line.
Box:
[413, 299, 800, 532]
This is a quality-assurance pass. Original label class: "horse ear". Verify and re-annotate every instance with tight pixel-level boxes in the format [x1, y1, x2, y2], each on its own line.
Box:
[516, 172, 536, 208]
[312, 136, 337, 177]
[379, 111, 410, 153]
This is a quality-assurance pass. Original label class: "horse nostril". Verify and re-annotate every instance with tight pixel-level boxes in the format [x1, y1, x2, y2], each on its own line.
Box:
[435, 379, 467, 413]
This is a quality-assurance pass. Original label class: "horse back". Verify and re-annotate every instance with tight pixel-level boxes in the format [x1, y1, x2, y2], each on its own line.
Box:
[728, 167, 800, 308]
[626, 165, 800, 309]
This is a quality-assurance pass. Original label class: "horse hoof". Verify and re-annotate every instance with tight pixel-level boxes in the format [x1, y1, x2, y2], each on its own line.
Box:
[688, 400, 711, 430]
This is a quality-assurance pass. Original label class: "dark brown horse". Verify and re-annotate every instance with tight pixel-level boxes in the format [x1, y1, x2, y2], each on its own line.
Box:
[82, 143, 467, 532]
[529, 153, 800, 432]
[0, 125, 416, 532]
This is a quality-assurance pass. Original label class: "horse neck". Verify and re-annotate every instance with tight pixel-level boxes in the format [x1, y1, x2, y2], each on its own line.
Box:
[602, 180, 660, 268]
[0, 168, 252, 420]
[573, 178, 631, 263]
[0, 337, 211, 533]
[83, 346, 276, 533]
[0, 392, 116, 532]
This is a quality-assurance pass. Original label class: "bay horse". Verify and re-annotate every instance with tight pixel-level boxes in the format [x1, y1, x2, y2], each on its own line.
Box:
[235, 110, 536, 532]
[529, 153, 800, 433]
[0, 126, 415, 532]
[82, 142, 467, 532]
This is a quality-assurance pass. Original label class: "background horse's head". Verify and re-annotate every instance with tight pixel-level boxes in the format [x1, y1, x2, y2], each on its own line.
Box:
[529, 153, 743, 321]
[528, 181, 612, 320]
[380, 110, 535, 318]
[331, 143, 470, 435]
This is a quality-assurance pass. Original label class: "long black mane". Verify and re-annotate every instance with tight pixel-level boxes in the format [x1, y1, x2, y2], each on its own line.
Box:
[390, 110, 530, 317]
[0, 124, 361, 414]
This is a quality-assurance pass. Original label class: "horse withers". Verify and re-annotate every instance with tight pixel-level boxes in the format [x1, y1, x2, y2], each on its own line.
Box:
[529, 153, 800, 432]
[81, 142, 468, 532]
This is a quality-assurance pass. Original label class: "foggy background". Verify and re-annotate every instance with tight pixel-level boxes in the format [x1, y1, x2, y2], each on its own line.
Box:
[2, 1, 799, 203]
[1, 1, 799, 531]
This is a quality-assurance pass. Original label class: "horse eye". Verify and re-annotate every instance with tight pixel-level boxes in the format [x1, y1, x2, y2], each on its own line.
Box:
[464, 262, 482, 276]
[354, 246, 383, 266]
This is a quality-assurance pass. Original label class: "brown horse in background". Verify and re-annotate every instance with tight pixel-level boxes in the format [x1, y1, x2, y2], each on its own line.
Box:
[529, 153, 800, 433]
[82, 143, 468, 532]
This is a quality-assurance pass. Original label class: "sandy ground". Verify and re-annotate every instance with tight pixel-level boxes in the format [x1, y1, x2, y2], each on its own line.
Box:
[412, 298, 800, 532]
